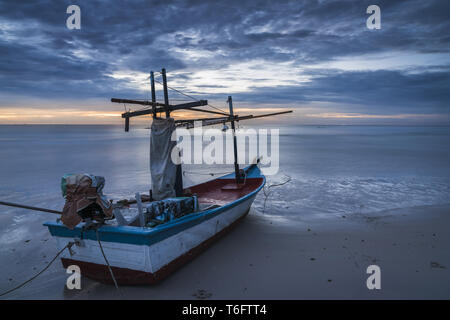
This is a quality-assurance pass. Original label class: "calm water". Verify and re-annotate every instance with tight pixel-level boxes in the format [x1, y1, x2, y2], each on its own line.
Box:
[0, 124, 449, 221]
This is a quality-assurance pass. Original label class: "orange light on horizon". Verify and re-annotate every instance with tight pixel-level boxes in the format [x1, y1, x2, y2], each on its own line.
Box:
[0, 108, 123, 124]
[1, 107, 447, 125]
[304, 112, 445, 120]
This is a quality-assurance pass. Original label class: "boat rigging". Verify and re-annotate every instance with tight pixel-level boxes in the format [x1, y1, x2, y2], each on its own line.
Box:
[0, 67, 294, 286]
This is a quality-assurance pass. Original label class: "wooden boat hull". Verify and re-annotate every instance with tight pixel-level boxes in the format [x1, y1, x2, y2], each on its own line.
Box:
[45, 165, 265, 285]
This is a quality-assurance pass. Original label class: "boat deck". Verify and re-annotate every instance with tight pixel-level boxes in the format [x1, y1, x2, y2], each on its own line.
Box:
[189, 178, 264, 206]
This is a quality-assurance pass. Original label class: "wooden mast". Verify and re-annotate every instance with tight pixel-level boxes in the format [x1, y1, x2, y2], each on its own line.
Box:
[149, 70, 156, 199]
[161, 68, 170, 118]
[111, 67, 294, 192]
[161, 68, 183, 196]
[227, 96, 242, 184]
[150, 71, 156, 118]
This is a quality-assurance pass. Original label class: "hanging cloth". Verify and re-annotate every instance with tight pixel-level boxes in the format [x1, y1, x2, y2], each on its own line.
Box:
[150, 118, 178, 200]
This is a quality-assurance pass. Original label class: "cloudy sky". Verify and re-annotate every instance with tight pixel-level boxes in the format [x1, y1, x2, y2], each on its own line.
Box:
[0, 0, 449, 124]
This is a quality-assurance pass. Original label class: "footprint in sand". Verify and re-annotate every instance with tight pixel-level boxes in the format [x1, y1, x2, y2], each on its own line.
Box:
[430, 262, 446, 269]
[192, 289, 212, 299]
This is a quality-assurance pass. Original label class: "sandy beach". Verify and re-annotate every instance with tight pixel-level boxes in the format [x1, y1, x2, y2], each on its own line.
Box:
[1, 125, 449, 300]
[1, 203, 449, 300]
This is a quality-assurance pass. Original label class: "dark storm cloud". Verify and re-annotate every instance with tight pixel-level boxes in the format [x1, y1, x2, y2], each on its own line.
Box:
[232, 68, 450, 112]
[0, 0, 449, 116]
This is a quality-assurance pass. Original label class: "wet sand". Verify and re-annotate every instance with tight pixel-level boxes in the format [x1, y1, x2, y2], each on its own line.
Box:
[1, 204, 449, 299]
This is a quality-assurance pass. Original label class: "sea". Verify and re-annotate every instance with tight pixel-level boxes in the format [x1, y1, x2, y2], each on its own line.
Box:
[1, 124, 450, 297]
[0, 124, 450, 227]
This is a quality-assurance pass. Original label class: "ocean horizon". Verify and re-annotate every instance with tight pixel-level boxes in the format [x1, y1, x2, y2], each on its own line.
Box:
[1, 124, 449, 220]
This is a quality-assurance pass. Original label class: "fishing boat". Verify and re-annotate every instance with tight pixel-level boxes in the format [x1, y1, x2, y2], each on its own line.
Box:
[44, 165, 265, 284]
[0, 68, 292, 285]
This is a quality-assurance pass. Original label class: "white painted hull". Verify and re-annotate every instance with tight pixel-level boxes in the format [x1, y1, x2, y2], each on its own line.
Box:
[54, 194, 256, 282]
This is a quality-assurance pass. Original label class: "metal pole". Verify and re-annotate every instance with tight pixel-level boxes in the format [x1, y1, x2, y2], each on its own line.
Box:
[228, 96, 241, 184]
[150, 71, 156, 118]
[161, 68, 170, 118]
[0, 201, 61, 215]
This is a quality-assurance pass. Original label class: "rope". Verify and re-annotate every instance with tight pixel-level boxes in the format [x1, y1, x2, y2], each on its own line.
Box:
[95, 229, 121, 295]
[207, 103, 229, 115]
[262, 174, 292, 214]
[183, 170, 234, 177]
[154, 79, 198, 102]
[0, 242, 75, 297]
[154, 79, 230, 115]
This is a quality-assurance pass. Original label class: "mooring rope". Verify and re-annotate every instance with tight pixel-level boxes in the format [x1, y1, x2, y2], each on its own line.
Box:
[262, 174, 292, 214]
[95, 229, 121, 296]
[0, 241, 75, 298]
[153, 78, 230, 115]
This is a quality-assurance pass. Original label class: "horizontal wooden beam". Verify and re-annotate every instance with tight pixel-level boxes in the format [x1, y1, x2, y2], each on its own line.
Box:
[111, 98, 166, 107]
[119, 100, 209, 118]
[121, 108, 155, 118]
[176, 110, 293, 129]
[175, 116, 230, 124]
[184, 107, 229, 116]
[236, 110, 293, 121]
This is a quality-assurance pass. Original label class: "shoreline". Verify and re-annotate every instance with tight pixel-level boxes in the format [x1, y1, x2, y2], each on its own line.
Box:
[1, 203, 449, 299]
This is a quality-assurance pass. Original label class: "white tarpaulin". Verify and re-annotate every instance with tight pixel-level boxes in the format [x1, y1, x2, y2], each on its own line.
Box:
[150, 118, 177, 200]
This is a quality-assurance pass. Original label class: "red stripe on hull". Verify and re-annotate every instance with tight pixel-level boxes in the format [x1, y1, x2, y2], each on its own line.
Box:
[61, 209, 250, 285]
